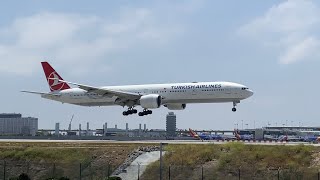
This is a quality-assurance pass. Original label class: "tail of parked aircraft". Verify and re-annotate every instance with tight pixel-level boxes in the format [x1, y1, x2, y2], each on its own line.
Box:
[189, 128, 201, 140]
[41, 62, 70, 92]
[234, 129, 241, 140]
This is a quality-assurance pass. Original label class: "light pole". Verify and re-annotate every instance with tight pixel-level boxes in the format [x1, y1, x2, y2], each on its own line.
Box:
[245, 124, 248, 129]
[241, 120, 243, 130]
[137, 162, 141, 180]
[160, 142, 168, 180]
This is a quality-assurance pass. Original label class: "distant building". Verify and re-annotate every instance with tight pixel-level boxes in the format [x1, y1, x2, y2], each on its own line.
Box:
[0, 113, 38, 136]
[166, 112, 177, 137]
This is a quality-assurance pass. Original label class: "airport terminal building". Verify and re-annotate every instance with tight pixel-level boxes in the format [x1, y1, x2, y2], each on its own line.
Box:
[0, 113, 38, 136]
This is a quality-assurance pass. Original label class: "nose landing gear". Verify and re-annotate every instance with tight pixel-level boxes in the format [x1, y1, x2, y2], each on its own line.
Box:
[232, 101, 238, 112]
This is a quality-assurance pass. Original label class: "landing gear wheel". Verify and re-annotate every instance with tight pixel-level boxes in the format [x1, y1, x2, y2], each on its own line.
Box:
[123, 107, 138, 116]
[232, 101, 239, 112]
[138, 109, 152, 116]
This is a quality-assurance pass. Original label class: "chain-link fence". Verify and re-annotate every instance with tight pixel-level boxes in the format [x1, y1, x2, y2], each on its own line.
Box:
[137, 165, 320, 180]
[0, 160, 115, 180]
[0, 161, 319, 180]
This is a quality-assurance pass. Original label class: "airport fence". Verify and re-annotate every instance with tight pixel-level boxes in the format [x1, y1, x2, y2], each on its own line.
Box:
[0, 161, 319, 180]
[138, 165, 320, 180]
[0, 160, 115, 180]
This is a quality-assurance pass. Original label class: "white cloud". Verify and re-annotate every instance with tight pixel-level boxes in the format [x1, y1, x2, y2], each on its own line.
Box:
[279, 36, 320, 64]
[13, 13, 99, 49]
[0, 4, 191, 75]
[238, 0, 320, 64]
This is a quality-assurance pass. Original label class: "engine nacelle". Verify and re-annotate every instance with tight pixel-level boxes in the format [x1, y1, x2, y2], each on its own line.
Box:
[164, 103, 186, 110]
[140, 94, 162, 109]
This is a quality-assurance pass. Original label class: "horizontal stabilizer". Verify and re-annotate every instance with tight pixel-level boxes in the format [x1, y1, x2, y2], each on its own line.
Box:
[21, 91, 60, 96]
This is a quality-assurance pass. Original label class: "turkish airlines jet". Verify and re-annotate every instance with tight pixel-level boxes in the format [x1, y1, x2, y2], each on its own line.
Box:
[22, 62, 254, 116]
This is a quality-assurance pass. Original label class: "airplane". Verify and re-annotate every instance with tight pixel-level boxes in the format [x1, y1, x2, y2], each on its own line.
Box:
[22, 62, 254, 116]
[301, 136, 320, 142]
[234, 129, 254, 140]
[277, 135, 302, 142]
[189, 128, 224, 140]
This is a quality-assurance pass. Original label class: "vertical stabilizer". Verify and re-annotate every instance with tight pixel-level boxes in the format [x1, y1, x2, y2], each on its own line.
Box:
[41, 62, 70, 92]
[189, 128, 201, 140]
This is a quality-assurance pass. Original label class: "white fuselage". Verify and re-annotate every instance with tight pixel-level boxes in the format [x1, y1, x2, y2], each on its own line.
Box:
[41, 81, 253, 107]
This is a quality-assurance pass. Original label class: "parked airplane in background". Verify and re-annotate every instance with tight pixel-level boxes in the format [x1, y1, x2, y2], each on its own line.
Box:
[302, 136, 320, 142]
[22, 62, 253, 116]
[234, 129, 254, 140]
[189, 128, 225, 140]
[277, 135, 302, 142]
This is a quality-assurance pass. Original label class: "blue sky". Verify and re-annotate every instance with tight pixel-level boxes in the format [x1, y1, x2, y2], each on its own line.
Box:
[1, 0, 320, 130]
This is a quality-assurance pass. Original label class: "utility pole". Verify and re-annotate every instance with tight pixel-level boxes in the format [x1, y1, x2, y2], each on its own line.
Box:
[241, 120, 243, 129]
[160, 142, 168, 180]
[160, 143, 163, 180]
[137, 162, 140, 180]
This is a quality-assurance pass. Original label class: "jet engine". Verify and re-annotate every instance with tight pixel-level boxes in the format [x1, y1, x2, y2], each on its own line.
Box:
[140, 94, 162, 109]
[164, 103, 186, 110]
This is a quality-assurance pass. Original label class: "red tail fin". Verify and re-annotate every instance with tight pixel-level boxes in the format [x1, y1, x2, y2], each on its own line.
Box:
[234, 129, 241, 140]
[189, 128, 200, 139]
[41, 62, 70, 92]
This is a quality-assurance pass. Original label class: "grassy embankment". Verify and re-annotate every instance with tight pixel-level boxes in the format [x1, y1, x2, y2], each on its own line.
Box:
[0, 142, 140, 179]
[141, 143, 320, 180]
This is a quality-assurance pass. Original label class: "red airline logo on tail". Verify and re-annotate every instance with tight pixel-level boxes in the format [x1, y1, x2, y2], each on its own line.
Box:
[189, 128, 200, 140]
[41, 62, 70, 91]
[234, 129, 241, 140]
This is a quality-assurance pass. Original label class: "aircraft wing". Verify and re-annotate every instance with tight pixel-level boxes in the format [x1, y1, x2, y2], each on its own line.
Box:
[58, 80, 141, 100]
[21, 91, 61, 96]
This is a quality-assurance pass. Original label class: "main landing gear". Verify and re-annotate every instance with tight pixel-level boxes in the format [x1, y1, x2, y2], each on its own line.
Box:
[232, 101, 238, 112]
[138, 109, 152, 116]
[123, 108, 138, 116]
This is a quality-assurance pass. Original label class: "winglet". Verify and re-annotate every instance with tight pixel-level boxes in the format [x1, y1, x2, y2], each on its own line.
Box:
[41, 62, 70, 91]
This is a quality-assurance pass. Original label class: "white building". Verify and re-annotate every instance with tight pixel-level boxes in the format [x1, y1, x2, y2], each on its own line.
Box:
[0, 114, 38, 136]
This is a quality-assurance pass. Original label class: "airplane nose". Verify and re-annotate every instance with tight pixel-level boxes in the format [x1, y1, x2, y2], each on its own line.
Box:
[247, 89, 254, 97]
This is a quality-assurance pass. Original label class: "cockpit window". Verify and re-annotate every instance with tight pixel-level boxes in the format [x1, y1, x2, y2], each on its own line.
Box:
[241, 87, 249, 90]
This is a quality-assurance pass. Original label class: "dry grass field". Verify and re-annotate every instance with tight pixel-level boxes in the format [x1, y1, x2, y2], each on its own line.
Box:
[0, 141, 142, 179]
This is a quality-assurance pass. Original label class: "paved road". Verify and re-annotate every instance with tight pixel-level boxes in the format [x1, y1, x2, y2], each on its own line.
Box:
[0, 139, 319, 146]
